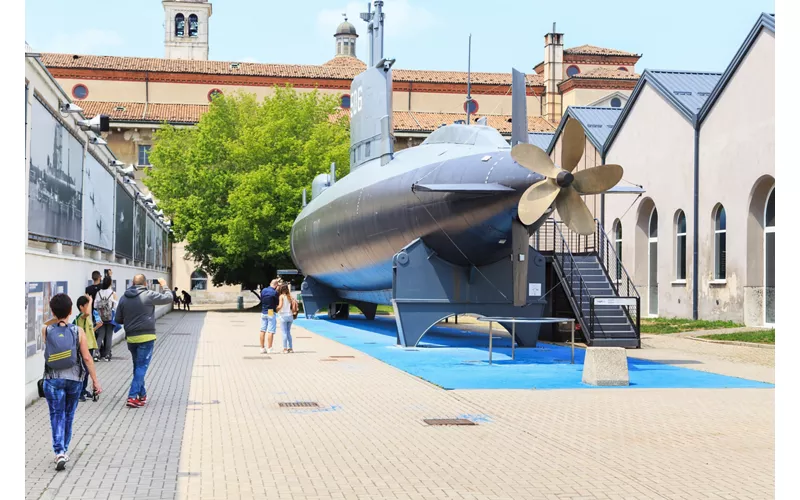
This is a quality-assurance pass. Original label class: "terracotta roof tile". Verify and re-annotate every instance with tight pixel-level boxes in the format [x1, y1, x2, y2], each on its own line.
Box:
[322, 56, 367, 69]
[572, 67, 640, 80]
[80, 101, 556, 134]
[40, 52, 544, 86]
[565, 44, 641, 57]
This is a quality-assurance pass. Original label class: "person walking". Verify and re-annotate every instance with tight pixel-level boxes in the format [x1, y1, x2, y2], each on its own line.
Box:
[73, 295, 100, 401]
[276, 284, 298, 353]
[42, 293, 102, 470]
[94, 275, 117, 362]
[259, 279, 280, 354]
[115, 274, 173, 408]
[181, 290, 192, 311]
[172, 287, 180, 310]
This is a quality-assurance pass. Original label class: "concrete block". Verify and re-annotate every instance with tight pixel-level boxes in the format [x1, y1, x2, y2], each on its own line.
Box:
[582, 347, 629, 386]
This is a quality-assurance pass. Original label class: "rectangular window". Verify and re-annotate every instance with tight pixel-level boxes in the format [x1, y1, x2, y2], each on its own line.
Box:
[138, 144, 152, 166]
[714, 232, 726, 279]
[365, 140, 371, 157]
[676, 234, 686, 280]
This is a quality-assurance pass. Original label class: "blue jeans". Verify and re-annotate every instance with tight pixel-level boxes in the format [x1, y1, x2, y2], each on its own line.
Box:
[43, 378, 83, 455]
[280, 317, 293, 349]
[261, 313, 277, 334]
[127, 340, 155, 399]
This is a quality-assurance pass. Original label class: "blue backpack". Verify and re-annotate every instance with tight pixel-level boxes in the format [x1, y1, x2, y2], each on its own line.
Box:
[44, 322, 80, 372]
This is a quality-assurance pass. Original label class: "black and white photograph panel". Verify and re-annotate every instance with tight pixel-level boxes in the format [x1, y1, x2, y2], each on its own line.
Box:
[134, 203, 146, 262]
[115, 183, 134, 259]
[28, 98, 83, 243]
[145, 214, 155, 266]
[83, 153, 115, 250]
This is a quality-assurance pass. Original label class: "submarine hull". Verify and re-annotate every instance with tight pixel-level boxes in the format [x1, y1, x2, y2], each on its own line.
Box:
[290, 150, 543, 300]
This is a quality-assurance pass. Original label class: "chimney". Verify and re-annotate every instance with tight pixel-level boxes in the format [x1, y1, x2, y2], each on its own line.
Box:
[543, 23, 564, 123]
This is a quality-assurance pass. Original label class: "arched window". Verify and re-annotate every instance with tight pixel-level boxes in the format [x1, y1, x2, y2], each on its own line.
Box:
[191, 270, 208, 291]
[764, 188, 775, 324]
[175, 14, 185, 37]
[648, 207, 658, 316]
[617, 67, 628, 72]
[713, 204, 727, 280]
[341, 94, 351, 109]
[566, 65, 580, 78]
[675, 210, 686, 280]
[613, 219, 623, 281]
[610, 97, 622, 108]
[189, 14, 199, 37]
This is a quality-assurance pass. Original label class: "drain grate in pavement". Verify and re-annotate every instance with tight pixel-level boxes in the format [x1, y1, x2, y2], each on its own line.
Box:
[172, 332, 192, 336]
[278, 402, 319, 408]
[243, 356, 271, 360]
[423, 418, 476, 426]
[178, 472, 201, 477]
[330, 355, 354, 359]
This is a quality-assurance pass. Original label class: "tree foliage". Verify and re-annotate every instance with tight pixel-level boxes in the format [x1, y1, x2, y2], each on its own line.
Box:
[144, 87, 350, 291]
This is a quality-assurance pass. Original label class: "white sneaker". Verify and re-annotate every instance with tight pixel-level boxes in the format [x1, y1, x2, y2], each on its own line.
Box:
[267, 348, 275, 354]
[260, 347, 267, 354]
[55, 455, 66, 471]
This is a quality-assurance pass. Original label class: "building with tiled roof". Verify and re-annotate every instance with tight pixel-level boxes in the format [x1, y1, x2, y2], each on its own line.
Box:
[34, 1, 642, 301]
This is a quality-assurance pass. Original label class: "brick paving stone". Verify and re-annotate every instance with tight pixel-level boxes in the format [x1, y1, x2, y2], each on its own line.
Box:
[26, 310, 774, 500]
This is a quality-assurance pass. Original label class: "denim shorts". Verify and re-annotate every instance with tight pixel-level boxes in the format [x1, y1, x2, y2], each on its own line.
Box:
[261, 313, 277, 334]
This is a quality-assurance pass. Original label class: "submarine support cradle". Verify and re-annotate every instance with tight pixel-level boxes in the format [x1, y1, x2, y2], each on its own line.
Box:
[391, 237, 548, 348]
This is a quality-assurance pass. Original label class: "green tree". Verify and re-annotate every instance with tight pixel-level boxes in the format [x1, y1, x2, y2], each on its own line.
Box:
[144, 86, 350, 297]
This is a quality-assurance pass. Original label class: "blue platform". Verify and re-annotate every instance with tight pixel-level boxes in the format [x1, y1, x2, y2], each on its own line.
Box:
[295, 315, 774, 390]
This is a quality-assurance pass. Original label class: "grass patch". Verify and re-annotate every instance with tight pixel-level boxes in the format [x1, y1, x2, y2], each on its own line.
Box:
[641, 317, 743, 334]
[699, 330, 775, 344]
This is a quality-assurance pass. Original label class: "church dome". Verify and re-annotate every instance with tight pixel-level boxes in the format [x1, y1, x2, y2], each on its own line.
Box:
[335, 19, 358, 36]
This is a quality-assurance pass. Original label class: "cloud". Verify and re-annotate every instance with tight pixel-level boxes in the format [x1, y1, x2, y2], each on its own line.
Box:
[316, 0, 435, 39]
[45, 29, 124, 55]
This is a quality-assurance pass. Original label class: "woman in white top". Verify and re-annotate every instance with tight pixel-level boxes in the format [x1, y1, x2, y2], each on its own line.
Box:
[93, 276, 118, 362]
[276, 284, 297, 353]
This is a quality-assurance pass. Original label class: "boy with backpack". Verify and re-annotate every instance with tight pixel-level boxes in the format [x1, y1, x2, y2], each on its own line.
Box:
[73, 295, 100, 401]
[94, 276, 117, 361]
[41, 293, 102, 471]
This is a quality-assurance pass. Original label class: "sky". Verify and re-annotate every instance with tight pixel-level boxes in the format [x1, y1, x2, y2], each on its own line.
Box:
[25, 0, 774, 74]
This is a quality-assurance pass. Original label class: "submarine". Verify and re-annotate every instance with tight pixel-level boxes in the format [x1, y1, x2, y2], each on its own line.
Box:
[290, 1, 624, 347]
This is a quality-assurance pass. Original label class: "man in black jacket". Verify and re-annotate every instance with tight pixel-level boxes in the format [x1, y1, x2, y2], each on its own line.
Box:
[116, 274, 173, 408]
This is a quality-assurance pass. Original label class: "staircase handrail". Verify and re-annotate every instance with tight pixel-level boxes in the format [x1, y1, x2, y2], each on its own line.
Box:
[550, 219, 604, 341]
[594, 219, 640, 300]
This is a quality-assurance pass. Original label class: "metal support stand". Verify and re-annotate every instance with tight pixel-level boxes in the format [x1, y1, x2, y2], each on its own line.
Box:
[476, 317, 576, 365]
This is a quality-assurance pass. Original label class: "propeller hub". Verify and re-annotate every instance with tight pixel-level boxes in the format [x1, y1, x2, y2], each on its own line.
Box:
[556, 171, 574, 188]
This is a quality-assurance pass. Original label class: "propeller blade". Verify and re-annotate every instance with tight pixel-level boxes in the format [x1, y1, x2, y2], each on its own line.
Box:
[517, 179, 560, 225]
[511, 143, 560, 178]
[555, 186, 596, 235]
[560, 119, 585, 173]
[571, 164, 624, 195]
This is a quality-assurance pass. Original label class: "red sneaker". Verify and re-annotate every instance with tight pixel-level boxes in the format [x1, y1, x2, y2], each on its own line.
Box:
[126, 397, 142, 408]
[138, 396, 147, 406]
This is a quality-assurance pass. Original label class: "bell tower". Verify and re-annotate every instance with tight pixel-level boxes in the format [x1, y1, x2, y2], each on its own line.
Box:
[334, 14, 358, 58]
[163, 0, 212, 60]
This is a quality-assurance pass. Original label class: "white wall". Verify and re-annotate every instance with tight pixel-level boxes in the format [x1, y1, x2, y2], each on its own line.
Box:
[605, 83, 696, 319]
[698, 29, 775, 324]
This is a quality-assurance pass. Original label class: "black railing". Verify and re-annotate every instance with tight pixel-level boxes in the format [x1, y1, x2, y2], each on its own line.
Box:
[533, 217, 641, 346]
[546, 219, 603, 343]
[594, 220, 641, 342]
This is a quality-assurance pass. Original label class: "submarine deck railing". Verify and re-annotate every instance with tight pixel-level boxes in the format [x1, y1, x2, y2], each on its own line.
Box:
[533, 218, 640, 347]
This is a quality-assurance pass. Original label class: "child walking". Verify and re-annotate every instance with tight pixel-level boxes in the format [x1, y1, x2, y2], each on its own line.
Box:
[42, 293, 102, 470]
[73, 295, 100, 401]
[276, 284, 298, 353]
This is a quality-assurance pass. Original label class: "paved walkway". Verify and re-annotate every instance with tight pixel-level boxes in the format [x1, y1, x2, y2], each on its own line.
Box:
[26, 311, 774, 500]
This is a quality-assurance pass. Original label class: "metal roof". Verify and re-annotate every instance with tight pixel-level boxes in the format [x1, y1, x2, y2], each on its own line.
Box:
[647, 70, 722, 119]
[527, 132, 554, 151]
[546, 106, 623, 156]
[698, 12, 775, 125]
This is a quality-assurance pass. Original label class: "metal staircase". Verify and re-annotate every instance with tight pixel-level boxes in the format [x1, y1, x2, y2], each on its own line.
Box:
[534, 218, 641, 348]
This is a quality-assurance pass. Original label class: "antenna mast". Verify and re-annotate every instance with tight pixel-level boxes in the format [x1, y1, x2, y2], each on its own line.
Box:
[466, 33, 472, 124]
